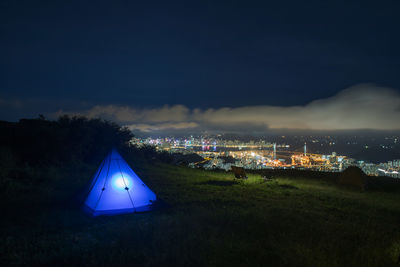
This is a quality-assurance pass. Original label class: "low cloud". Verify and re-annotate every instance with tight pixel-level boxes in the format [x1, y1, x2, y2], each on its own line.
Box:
[55, 104, 190, 123]
[126, 122, 199, 132]
[53, 84, 400, 133]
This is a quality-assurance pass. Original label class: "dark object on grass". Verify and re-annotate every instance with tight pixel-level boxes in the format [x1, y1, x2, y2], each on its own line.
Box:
[337, 166, 367, 190]
[279, 184, 298, 189]
[262, 175, 275, 181]
[231, 166, 247, 179]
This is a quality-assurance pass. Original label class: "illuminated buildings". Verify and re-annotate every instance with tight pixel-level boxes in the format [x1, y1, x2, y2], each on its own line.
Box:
[131, 136, 400, 178]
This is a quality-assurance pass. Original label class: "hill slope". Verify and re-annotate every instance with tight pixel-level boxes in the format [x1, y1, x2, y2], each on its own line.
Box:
[1, 164, 400, 266]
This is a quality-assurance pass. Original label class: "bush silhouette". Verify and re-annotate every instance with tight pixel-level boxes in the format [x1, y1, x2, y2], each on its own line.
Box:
[0, 115, 134, 166]
[337, 166, 367, 190]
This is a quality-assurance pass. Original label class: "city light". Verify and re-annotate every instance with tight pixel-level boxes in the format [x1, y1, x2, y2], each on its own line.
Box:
[130, 135, 400, 178]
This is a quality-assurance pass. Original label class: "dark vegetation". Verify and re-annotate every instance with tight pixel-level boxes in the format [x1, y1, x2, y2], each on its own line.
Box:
[1, 117, 400, 266]
[0, 116, 172, 192]
[256, 167, 400, 192]
[0, 115, 172, 166]
[169, 152, 203, 165]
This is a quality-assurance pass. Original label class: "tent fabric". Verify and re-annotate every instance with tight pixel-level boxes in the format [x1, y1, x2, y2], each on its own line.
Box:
[84, 149, 156, 216]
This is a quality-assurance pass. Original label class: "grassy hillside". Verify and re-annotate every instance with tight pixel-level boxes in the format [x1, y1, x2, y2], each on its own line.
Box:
[1, 162, 400, 266]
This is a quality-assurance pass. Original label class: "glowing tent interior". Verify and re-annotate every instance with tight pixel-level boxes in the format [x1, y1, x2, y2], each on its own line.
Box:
[83, 149, 157, 216]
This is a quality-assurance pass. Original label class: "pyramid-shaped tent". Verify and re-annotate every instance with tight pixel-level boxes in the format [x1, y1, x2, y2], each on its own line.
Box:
[84, 149, 156, 216]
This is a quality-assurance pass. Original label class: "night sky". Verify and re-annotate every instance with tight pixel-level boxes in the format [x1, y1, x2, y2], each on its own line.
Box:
[1, 1, 400, 132]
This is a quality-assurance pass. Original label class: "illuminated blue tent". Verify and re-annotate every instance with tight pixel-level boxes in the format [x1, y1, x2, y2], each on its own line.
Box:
[84, 149, 156, 216]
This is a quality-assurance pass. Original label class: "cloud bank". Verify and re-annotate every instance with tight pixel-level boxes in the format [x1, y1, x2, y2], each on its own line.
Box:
[54, 84, 400, 133]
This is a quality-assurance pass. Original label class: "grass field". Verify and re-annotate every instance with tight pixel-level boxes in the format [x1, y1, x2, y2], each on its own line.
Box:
[1, 162, 400, 266]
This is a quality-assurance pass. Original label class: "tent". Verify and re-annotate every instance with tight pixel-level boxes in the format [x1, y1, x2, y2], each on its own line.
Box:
[83, 149, 157, 216]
